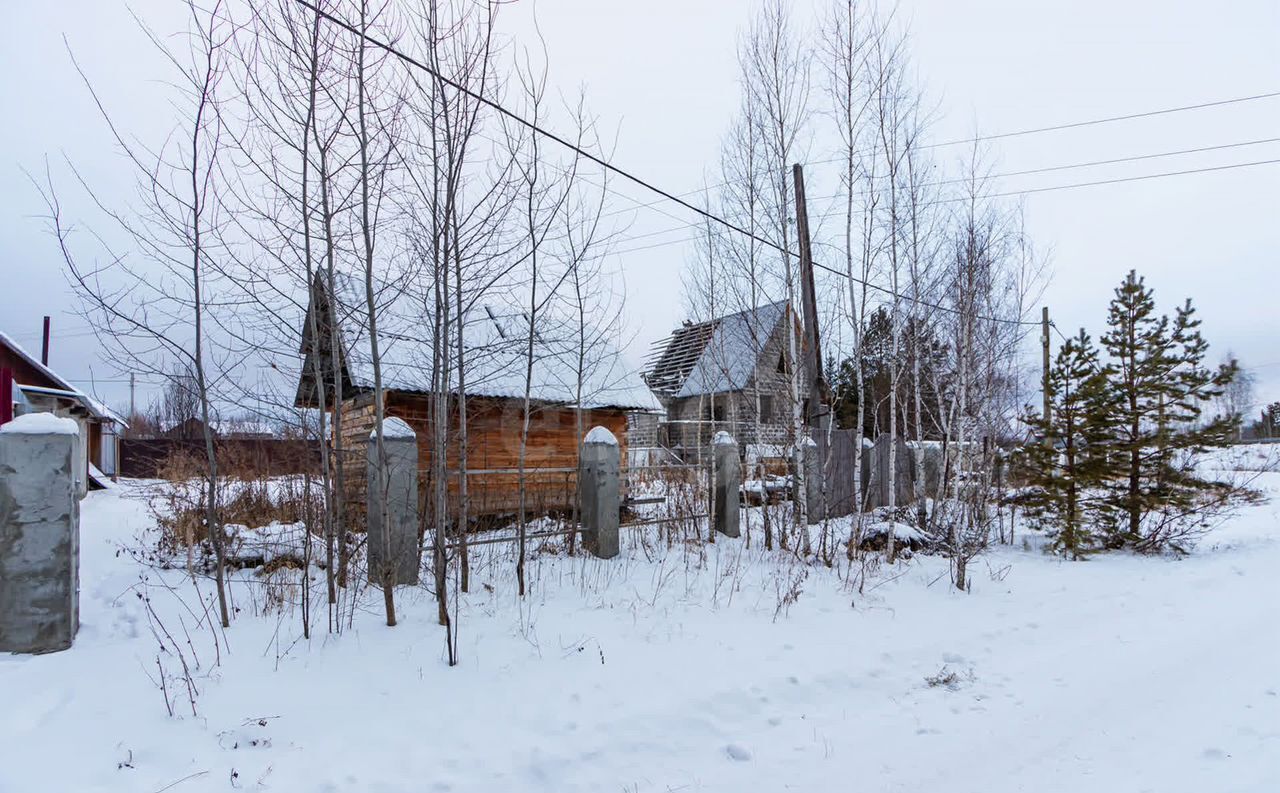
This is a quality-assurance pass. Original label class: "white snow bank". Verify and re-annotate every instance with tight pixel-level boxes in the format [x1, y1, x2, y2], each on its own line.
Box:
[0, 412, 80, 435]
[863, 520, 927, 543]
[227, 522, 309, 565]
[370, 416, 415, 439]
[713, 430, 736, 446]
[5, 465, 1279, 793]
[584, 425, 618, 445]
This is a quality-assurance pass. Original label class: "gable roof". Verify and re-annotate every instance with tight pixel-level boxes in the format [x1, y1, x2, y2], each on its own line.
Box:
[0, 331, 125, 425]
[304, 272, 658, 411]
[643, 301, 789, 399]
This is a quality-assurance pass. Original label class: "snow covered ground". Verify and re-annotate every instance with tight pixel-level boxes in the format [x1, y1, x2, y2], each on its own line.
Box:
[2, 456, 1279, 792]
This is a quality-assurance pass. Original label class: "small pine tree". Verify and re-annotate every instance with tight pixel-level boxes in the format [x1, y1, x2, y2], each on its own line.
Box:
[1022, 329, 1118, 558]
[1099, 271, 1239, 550]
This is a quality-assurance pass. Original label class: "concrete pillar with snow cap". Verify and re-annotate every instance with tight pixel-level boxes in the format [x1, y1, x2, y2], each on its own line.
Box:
[803, 436, 824, 524]
[579, 425, 620, 559]
[0, 412, 81, 654]
[367, 416, 420, 586]
[711, 431, 740, 538]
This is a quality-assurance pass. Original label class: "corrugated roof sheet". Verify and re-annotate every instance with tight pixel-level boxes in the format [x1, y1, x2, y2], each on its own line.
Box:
[644, 301, 788, 399]
[323, 272, 658, 411]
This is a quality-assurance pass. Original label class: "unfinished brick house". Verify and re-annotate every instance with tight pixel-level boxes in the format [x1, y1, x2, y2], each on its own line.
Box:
[294, 272, 656, 521]
[642, 301, 810, 464]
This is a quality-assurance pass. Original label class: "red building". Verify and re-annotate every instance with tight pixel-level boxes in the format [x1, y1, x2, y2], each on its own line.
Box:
[1, 330, 125, 490]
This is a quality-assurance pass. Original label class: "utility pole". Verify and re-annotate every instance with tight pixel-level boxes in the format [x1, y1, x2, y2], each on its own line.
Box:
[792, 163, 826, 426]
[129, 372, 136, 421]
[40, 316, 51, 367]
[1042, 306, 1051, 448]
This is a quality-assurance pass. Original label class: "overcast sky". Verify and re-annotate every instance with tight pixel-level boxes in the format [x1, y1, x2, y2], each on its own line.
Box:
[3, 0, 1277, 416]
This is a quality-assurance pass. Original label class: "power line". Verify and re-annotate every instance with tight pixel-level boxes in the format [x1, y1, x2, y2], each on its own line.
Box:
[616, 155, 1280, 326]
[602, 92, 1280, 220]
[957, 157, 1280, 203]
[807, 91, 1280, 170]
[809, 135, 1280, 206]
[298, 0, 1026, 328]
[296, 1, 1271, 331]
[607, 137, 1280, 249]
[931, 91, 1280, 147]
[958, 136, 1280, 181]
[297, 0, 785, 260]
[610, 157, 1280, 257]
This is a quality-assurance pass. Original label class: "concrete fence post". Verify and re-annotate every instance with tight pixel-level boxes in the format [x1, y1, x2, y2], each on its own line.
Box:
[803, 436, 824, 524]
[0, 413, 81, 654]
[579, 426, 620, 559]
[367, 417, 420, 586]
[711, 431, 740, 538]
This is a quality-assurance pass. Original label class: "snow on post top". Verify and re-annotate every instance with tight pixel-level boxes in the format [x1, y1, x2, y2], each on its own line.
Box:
[712, 430, 736, 446]
[0, 412, 80, 435]
[370, 417, 415, 440]
[583, 426, 618, 446]
[803, 436, 818, 447]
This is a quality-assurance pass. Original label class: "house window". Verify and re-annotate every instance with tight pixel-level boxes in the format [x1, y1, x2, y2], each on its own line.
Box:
[705, 402, 726, 422]
[759, 395, 773, 423]
[776, 352, 790, 375]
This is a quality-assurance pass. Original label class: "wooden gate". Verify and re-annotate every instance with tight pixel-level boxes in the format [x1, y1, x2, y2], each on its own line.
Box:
[811, 428, 867, 518]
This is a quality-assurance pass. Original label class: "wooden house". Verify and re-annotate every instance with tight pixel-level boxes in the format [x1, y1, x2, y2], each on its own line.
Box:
[1, 330, 126, 490]
[294, 273, 657, 521]
[642, 301, 811, 464]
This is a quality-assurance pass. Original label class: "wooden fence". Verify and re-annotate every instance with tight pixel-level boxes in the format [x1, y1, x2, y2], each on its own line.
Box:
[812, 429, 867, 518]
[119, 438, 321, 479]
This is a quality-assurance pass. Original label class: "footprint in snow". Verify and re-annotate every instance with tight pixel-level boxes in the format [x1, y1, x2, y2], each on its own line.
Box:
[724, 744, 752, 762]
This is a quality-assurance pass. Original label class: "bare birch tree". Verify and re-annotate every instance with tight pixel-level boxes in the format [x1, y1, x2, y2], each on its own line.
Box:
[43, 0, 237, 627]
[738, 0, 811, 550]
[823, 0, 877, 555]
[349, 0, 405, 626]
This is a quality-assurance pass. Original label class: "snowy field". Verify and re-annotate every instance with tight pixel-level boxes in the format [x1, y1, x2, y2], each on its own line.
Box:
[2, 452, 1279, 792]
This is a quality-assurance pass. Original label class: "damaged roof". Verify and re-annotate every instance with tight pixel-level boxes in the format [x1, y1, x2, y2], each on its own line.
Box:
[643, 300, 789, 399]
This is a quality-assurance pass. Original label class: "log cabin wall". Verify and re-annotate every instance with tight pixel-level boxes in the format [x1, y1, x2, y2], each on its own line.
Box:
[333, 390, 630, 525]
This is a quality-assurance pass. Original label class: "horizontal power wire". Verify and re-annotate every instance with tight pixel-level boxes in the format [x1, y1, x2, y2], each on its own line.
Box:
[609, 157, 1280, 258]
[957, 157, 1280, 203]
[608, 136, 1280, 248]
[295, 1, 1274, 331]
[617, 156, 1280, 326]
[297, 1, 1021, 328]
[599, 91, 1280, 222]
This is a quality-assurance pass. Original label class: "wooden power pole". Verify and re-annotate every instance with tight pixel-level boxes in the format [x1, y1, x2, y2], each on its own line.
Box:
[792, 163, 826, 426]
[40, 316, 51, 366]
[1042, 306, 1052, 447]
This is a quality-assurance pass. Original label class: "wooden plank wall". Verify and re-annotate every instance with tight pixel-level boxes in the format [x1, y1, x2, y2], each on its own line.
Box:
[334, 391, 630, 523]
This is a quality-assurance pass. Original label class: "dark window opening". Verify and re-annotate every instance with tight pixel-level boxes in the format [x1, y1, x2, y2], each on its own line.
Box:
[759, 395, 773, 423]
